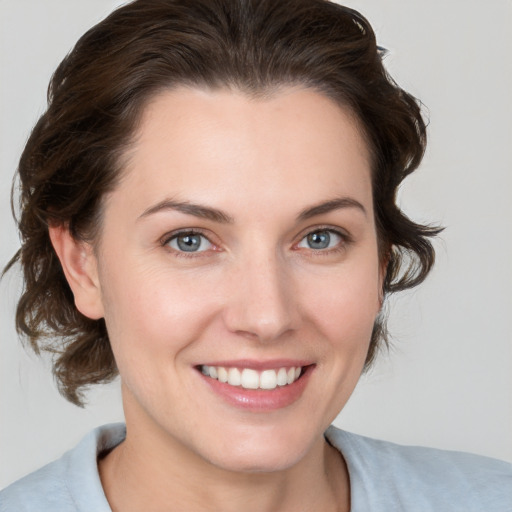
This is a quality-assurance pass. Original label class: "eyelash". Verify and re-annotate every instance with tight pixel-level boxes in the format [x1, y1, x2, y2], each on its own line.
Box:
[294, 226, 352, 256]
[160, 226, 352, 258]
[161, 229, 217, 259]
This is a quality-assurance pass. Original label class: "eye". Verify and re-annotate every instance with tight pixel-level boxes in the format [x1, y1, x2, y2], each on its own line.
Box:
[297, 229, 343, 250]
[166, 232, 213, 253]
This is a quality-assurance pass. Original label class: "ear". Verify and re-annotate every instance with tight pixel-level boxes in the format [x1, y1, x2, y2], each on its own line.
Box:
[48, 224, 104, 320]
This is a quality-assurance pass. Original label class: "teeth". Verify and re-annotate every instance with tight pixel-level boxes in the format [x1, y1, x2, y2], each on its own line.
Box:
[277, 368, 288, 386]
[228, 367, 241, 386]
[217, 367, 228, 383]
[200, 365, 303, 390]
[260, 369, 277, 390]
[241, 369, 259, 389]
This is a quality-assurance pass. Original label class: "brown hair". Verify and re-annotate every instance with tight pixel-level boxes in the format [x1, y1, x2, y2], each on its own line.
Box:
[4, 0, 441, 405]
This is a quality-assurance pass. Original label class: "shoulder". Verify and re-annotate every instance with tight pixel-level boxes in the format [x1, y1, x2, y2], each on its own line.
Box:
[325, 426, 512, 512]
[0, 423, 125, 512]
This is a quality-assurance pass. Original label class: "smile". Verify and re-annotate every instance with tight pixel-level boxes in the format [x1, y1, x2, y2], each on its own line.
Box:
[199, 365, 303, 390]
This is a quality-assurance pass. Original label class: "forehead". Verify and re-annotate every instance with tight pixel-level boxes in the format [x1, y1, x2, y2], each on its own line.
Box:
[112, 86, 373, 219]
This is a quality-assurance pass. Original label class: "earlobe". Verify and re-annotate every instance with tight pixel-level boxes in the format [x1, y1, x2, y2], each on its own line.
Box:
[48, 225, 104, 320]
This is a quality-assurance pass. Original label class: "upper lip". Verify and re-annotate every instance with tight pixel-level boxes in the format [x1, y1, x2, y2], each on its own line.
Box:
[196, 359, 314, 371]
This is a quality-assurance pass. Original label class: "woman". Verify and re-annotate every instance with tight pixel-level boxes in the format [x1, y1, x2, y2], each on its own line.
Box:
[1, 0, 511, 510]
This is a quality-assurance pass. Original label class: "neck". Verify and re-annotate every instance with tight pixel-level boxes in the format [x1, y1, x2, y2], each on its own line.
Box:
[99, 418, 349, 512]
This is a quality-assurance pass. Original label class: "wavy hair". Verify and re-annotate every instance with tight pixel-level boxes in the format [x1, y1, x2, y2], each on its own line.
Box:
[4, 0, 441, 405]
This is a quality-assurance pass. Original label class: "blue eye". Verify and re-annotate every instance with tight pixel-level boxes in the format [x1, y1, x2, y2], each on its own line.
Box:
[298, 230, 342, 250]
[167, 232, 212, 252]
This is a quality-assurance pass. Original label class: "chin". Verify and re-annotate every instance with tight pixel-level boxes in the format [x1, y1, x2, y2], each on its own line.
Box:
[208, 446, 306, 474]
[195, 422, 319, 474]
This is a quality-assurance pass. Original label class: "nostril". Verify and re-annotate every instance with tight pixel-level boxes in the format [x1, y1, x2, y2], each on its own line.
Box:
[232, 323, 295, 344]
[221, 266, 298, 341]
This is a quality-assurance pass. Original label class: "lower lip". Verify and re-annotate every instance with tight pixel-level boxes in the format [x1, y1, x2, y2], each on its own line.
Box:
[198, 366, 314, 412]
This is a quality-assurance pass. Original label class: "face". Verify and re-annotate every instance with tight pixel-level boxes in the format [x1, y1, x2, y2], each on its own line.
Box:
[90, 87, 383, 472]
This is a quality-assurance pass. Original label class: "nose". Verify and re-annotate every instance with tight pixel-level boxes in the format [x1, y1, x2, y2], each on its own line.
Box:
[222, 251, 299, 342]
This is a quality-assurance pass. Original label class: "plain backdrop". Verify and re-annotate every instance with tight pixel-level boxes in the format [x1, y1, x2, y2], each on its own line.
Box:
[1, 0, 511, 489]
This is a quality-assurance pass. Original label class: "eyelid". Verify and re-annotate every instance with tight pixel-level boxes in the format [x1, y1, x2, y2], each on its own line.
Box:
[159, 225, 352, 257]
[161, 228, 205, 244]
[160, 228, 220, 255]
[293, 225, 353, 252]
[297, 225, 352, 241]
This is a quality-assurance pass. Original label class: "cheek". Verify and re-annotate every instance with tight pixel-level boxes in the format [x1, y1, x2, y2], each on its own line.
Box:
[98, 262, 222, 373]
[299, 261, 381, 343]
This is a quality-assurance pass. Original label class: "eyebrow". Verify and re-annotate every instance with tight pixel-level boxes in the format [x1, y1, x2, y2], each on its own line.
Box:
[297, 197, 367, 221]
[139, 196, 366, 224]
[139, 199, 234, 224]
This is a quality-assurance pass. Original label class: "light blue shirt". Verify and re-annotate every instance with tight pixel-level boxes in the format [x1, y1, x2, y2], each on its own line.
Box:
[1, 423, 511, 511]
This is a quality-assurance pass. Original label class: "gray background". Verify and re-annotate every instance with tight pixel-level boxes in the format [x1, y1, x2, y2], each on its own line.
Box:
[1, 0, 511, 489]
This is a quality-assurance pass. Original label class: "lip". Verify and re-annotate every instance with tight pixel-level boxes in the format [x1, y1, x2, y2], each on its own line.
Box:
[198, 359, 314, 371]
[196, 361, 315, 412]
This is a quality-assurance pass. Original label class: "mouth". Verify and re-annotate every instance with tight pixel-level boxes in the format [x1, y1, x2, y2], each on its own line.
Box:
[198, 365, 304, 391]
[195, 360, 315, 411]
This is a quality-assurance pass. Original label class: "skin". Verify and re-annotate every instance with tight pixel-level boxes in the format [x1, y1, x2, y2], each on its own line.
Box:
[50, 86, 385, 512]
